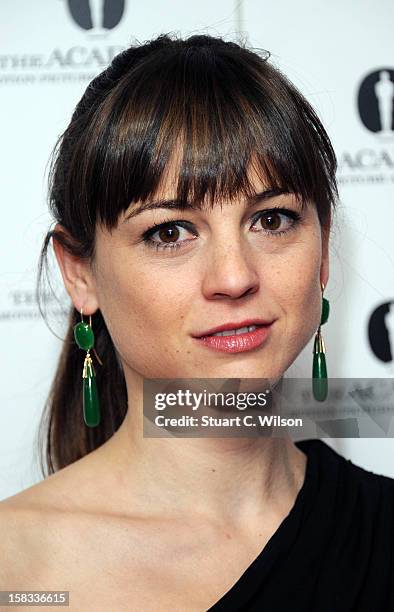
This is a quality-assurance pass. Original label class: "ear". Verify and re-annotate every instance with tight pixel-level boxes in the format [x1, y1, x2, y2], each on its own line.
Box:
[52, 223, 99, 315]
[320, 215, 330, 290]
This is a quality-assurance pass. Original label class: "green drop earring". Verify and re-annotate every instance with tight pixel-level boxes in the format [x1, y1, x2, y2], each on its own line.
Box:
[312, 282, 329, 402]
[73, 308, 103, 427]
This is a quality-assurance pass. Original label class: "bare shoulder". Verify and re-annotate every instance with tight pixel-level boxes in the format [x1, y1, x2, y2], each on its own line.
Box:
[0, 457, 85, 519]
[0, 494, 54, 589]
[0, 442, 108, 516]
[0, 455, 102, 589]
[0, 457, 177, 607]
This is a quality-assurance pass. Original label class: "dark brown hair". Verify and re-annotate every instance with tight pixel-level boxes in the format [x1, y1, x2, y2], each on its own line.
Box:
[36, 32, 338, 476]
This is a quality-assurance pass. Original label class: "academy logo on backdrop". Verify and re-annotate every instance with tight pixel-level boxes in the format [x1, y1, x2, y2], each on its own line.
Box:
[67, 0, 125, 32]
[357, 69, 394, 136]
[337, 67, 394, 186]
[0, 0, 127, 86]
[368, 301, 394, 364]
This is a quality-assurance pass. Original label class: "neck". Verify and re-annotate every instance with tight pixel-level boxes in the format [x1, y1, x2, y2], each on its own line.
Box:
[97, 370, 307, 527]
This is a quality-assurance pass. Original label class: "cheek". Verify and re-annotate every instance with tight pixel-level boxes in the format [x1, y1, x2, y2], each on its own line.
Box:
[271, 239, 322, 352]
[128, 269, 189, 330]
[98, 259, 190, 371]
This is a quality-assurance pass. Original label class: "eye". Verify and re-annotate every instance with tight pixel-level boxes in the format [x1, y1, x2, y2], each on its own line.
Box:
[250, 208, 301, 236]
[141, 207, 302, 253]
[142, 220, 197, 252]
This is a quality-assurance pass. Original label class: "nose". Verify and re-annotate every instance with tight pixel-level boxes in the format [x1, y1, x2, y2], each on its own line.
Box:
[201, 238, 260, 300]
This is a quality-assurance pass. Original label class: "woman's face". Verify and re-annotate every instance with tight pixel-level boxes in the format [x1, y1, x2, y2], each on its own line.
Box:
[63, 160, 329, 383]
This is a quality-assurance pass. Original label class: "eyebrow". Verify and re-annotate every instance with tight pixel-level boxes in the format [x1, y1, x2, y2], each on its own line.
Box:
[123, 188, 290, 222]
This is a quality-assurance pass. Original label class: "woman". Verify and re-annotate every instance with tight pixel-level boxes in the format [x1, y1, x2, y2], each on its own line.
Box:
[0, 33, 393, 611]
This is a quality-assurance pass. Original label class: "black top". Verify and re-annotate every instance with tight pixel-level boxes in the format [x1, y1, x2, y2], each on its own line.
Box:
[208, 438, 394, 612]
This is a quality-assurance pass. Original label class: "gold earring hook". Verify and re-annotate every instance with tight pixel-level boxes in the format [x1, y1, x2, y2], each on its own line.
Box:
[79, 306, 103, 367]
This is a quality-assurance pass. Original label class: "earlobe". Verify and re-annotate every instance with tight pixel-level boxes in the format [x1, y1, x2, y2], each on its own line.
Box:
[52, 223, 99, 315]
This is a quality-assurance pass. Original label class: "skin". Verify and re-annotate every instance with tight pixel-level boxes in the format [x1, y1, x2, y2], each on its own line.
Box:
[0, 156, 330, 610]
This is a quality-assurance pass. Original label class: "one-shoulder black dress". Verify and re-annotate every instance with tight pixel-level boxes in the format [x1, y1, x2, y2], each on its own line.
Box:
[208, 438, 394, 611]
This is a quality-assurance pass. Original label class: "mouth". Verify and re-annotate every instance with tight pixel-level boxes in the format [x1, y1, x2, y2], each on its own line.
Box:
[191, 321, 274, 354]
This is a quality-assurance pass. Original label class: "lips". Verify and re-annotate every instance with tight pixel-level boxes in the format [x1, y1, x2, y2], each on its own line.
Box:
[192, 319, 274, 339]
[193, 323, 273, 353]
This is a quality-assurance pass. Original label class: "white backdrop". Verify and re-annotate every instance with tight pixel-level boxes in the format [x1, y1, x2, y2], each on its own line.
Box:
[1, 0, 393, 500]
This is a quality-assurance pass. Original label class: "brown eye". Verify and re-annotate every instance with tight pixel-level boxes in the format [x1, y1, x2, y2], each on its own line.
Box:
[143, 219, 197, 252]
[158, 224, 180, 243]
[260, 212, 282, 231]
[251, 208, 300, 237]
